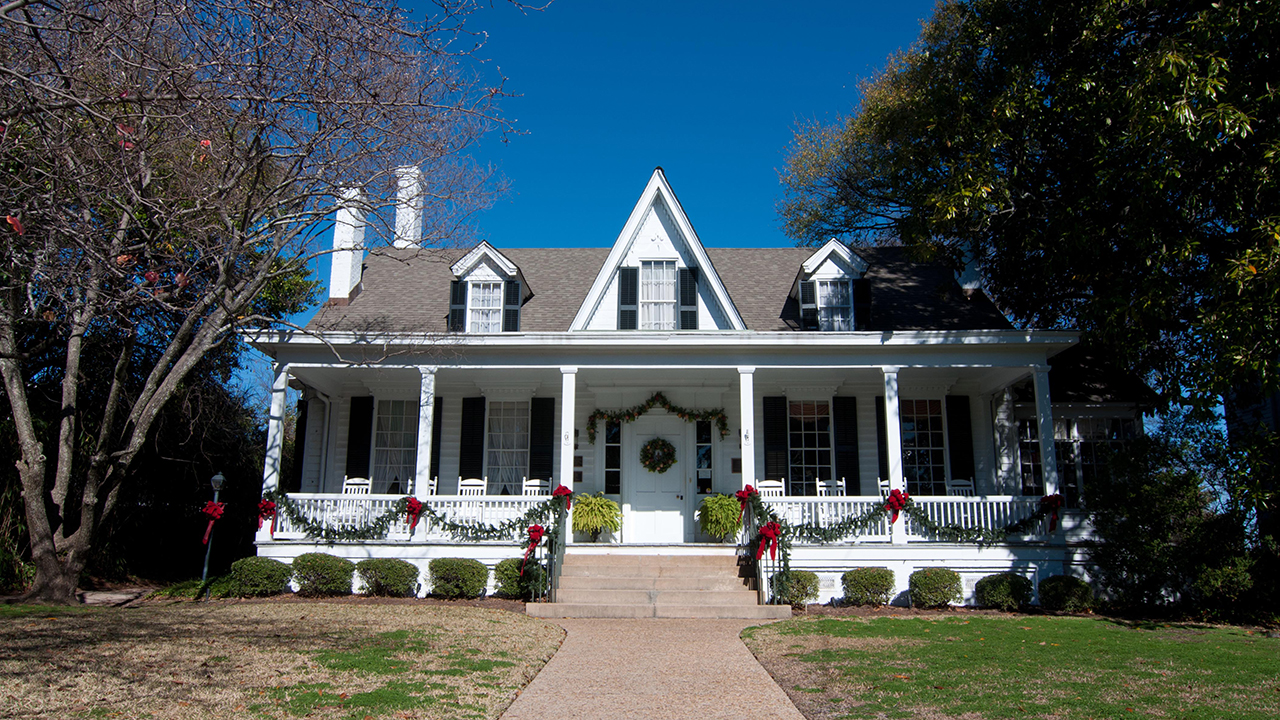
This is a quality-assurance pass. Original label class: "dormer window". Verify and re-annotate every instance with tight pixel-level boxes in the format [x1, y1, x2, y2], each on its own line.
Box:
[447, 241, 528, 333]
[818, 280, 851, 331]
[469, 282, 503, 333]
[795, 238, 868, 332]
[617, 261, 699, 331]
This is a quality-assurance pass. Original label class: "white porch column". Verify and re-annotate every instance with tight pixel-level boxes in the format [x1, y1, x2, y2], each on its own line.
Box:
[1032, 367, 1060, 496]
[738, 367, 756, 487]
[560, 368, 577, 545]
[883, 367, 907, 545]
[414, 367, 436, 502]
[258, 363, 289, 542]
[993, 387, 1019, 493]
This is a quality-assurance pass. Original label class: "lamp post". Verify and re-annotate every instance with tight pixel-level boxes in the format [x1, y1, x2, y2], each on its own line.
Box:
[200, 471, 226, 594]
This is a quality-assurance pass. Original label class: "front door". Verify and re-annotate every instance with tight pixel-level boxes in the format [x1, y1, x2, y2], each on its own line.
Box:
[625, 414, 687, 543]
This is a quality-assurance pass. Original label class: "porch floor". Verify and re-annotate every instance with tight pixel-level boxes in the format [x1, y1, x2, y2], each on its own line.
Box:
[499, 618, 804, 720]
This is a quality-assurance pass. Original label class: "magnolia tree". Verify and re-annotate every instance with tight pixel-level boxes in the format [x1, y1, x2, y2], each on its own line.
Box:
[0, 0, 514, 603]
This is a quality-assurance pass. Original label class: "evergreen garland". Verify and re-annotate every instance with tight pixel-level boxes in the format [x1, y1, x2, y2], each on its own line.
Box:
[263, 489, 571, 544]
[586, 391, 729, 443]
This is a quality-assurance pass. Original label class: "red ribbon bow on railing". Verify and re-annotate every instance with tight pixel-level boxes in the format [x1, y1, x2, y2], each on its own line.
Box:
[1040, 493, 1065, 532]
[201, 501, 225, 545]
[521, 524, 546, 577]
[257, 499, 277, 537]
[404, 496, 424, 532]
[756, 521, 781, 560]
[884, 488, 910, 524]
[735, 485, 758, 521]
[552, 485, 572, 510]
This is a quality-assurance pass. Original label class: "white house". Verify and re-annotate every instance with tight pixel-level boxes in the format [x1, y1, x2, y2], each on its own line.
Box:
[247, 168, 1146, 609]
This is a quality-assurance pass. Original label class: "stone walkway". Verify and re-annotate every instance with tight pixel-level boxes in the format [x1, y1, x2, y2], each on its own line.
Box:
[500, 618, 805, 720]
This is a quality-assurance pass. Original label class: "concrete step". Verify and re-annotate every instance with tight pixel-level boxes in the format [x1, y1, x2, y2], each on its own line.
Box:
[560, 564, 747, 579]
[561, 554, 741, 570]
[554, 588, 760, 606]
[525, 602, 792, 620]
[556, 575, 750, 592]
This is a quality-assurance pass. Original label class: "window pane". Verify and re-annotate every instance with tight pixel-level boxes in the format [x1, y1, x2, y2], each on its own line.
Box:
[900, 399, 946, 495]
[639, 261, 677, 330]
[486, 401, 529, 495]
[371, 400, 418, 492]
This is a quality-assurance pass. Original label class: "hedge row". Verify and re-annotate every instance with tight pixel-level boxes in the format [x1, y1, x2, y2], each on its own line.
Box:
[833, 567, 1094, 611]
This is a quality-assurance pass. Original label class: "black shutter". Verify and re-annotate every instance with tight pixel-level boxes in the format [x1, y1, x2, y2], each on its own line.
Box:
[946, 395, 975, 482]
[449, 280, 467, 332]
[799, 281, 818, 330]
[345, 396, 374, 479]
[832, 396, 859, 495]
[429, 398, 443, 481]
[618, 267, 638, 330]
[528, 397, 556, 481]
[854, 278, 872, 330]
[875, 396, 888, 484]
[288, 397, 307, 492]
[679, 267, 698, 330]
[503, 280, 520, 332]
[459, 397, 486, 479]
[763, 396, 788, 481]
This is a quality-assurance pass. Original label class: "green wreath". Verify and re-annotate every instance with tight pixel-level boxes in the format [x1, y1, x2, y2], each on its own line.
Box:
[639, 437, 677, 474]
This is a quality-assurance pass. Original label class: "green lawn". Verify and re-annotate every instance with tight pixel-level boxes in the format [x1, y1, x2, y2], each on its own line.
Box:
[743, 615, 1280, 720]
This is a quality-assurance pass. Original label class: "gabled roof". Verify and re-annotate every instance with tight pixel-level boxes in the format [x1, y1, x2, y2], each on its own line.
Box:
[450, 241, 532, 301]
[801, 238, 869, 276]
[568, 168, 746, 331]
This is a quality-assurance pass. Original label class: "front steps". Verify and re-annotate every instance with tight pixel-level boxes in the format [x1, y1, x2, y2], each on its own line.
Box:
[525, 552, 792, 619]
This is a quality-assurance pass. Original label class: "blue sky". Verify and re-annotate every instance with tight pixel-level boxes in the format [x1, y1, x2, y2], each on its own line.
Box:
[440, 0, 936, 250]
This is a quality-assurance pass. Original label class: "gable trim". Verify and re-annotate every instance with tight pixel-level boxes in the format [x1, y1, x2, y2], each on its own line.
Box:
[568, 168, 746, 331]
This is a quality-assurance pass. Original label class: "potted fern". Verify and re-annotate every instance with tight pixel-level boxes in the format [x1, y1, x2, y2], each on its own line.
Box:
[697, 494, 742, 541]
[572, 493, 622, 542]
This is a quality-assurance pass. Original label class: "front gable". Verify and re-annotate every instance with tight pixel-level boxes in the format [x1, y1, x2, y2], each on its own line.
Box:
[570, 168, 746, 331]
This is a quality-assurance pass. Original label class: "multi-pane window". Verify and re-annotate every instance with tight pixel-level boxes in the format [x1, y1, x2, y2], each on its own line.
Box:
[604, 420, 621, 495]
[1020, 417, 1136, 505]
[695, 420, 713, 495]
[372, 400, 417, 494]
[901, 399, 947, 496]
[787, 401, 831, 496]
[639, 260, 677, 330]
[469, 282, 502, 333]
[486, 401, 529, 495]
[817, 280, 851, 331]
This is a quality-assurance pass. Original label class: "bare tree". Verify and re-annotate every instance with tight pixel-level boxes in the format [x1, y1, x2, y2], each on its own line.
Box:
[0, 0, 512, 603]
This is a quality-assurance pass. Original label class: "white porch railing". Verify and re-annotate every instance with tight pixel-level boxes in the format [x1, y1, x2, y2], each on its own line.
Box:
[762, 495, 1051, 544]
[272, 493, 545, 542]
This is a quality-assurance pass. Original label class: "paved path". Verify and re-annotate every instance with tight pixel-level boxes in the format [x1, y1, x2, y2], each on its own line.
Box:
[500, 618, 805, 720]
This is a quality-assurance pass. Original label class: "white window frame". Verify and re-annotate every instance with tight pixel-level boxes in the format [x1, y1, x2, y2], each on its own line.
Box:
[371, 399, 418, 494]
[786, 399, 832, 497]
[484, 400, 530, 495]
[639, 260, 677, 331]
[816, 279, 852, 331]
[469, 281, 503, 333]
[1015, 412, 1138, 505]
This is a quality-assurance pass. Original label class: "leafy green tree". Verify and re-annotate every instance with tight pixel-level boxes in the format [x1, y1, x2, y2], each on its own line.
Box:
[779, 0, 1279, 408]
[0, 0, 513, 603]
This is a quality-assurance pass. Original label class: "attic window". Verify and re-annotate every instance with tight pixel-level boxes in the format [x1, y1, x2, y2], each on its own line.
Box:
[449, 278, 521, 333]
[639, 260, 677, 330]
[800, 279, 852, 331]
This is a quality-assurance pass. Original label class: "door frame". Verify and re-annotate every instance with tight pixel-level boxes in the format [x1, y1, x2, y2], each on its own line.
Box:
[622, 411, 692, 543]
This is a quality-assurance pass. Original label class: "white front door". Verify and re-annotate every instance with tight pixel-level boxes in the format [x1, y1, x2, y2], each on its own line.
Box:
[625, 414, 687, 543]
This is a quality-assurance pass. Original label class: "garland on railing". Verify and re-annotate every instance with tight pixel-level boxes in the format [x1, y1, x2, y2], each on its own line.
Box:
[586, 391, 729, 444]
[262, 489, 572, 544]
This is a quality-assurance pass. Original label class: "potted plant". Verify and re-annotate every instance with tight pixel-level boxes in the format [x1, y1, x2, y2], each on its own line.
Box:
[697, 494, 742, 541]
[572, 492, 621, 542]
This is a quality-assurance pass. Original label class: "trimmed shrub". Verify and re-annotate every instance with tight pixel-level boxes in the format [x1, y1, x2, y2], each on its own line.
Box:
[772, 570, 820, 609]
[292, 553, 355, 597]
[1039, 575, 1094, 613]
[229, 556, 292, 598]
[909, 567, 961, 608]
[974, 572, 1033, 611]
[494, 557, 545, 600]
[429, 557, 489, 599]
[842, 567, 895, 606]
[356, 558, 420, 597]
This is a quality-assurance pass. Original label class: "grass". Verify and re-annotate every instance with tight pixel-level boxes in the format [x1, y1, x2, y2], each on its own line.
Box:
[0, 601, 563, 719]
[743, 615, 1280, 720]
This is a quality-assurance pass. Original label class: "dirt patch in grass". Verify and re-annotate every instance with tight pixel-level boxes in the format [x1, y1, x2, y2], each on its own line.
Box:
[0, 600, 563, 720]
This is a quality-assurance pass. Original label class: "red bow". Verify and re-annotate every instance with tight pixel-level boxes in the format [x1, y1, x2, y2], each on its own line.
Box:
[756, 521, 781, 560]
[521, 524, 546, 577]
[735, 485, 758, 520]
[884, 488, 910, 524]
[552, 484, 572, 510]
[404, 496, 424, 531]
[201, 501, 225, 545]
[257, 500, 277, 537]
[1040, 493, 1065, 532]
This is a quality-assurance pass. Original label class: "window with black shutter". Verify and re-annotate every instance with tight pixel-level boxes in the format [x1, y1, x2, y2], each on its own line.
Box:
[679, 267, 698, 330]
[503, 280, 521, 332]
[799, 281, 818, 330]
[832, 396, 859, 495]
[854, 278, 872, 330]
[458, 397, 485, 479]
[946, 396, 975, 482]
[875, 395, 888, 485]
[617, 267, 638, 330]
[528, 398, 555, 481]
[345, 396, 374, 479]
[763, 396, 788, 482]
[429, 398, 443, 481]
[448, 280, 467, 332]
